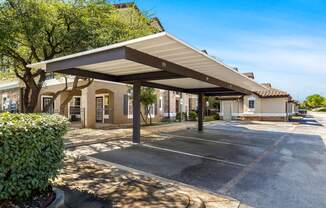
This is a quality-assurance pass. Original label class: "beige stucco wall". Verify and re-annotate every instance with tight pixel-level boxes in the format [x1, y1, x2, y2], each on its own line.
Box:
[37, 79, 175, 125]
[243, 94, 262, 114]
[261, 97, 287, 114]
[220, 94, 289, 121]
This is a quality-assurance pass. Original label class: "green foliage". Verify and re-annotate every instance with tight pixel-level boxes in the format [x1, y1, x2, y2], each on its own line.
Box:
[176, 112, 182, 121]
[0, 113, 69, 201]
[0, 0, 158, 66]
[140, 87, 157, 107]
[0, 0, 159, 111]
[316, 107, 326, 112]
[189, 111, 197, 121]
[140, 87, 157, 125]
[183, 112, 188, 121]
[303, 94, 325, 109]
[0, 71, 15, 81]
[213, 113, 220, 120]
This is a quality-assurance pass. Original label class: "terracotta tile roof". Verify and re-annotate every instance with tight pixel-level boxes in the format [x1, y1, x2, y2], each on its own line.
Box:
[261, 83, 272, 88]
[254, 88, 289, 98]
[242, 72, 255, 79]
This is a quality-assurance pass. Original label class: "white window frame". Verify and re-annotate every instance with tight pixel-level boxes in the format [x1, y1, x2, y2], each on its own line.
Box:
[248, 96, 256, 112]
[148, 103, 155, 118]
[159, 96, 163, 111]
[127, 93, 133, 119]
[96, 93, 110, 123]
[68, 96, 81, 119]
[41, 95, 54, 113]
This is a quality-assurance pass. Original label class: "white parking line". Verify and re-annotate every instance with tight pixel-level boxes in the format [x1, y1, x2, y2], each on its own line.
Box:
[160, 133, 264, 148]
[141, 143, 246, 167]
[218, 125, 297, 194]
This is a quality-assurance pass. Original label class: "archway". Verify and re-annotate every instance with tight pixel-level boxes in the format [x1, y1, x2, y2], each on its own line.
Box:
[95, 88, 114, 123]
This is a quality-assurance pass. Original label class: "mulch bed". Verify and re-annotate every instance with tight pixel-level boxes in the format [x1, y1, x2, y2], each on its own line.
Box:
[0, 186, 55, 208]
[56, 185, 112, 208]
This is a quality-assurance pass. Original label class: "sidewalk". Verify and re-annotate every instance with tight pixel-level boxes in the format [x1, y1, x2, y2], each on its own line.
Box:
[55, 156, 240, 208]
[64, 121, 197, 148]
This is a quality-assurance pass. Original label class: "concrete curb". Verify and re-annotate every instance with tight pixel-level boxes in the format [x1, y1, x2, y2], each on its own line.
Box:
[86, 155, 240, 208]
[47, 188, 64, 208]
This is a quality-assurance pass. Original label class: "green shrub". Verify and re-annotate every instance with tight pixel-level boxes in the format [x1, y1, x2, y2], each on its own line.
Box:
[317, 107, 326, 112]
[189, 111, 197, 121]
[183, 112, 188, 121]
[176, 112, 181, 121]
[0, 113, 69, 201]
[213, 113, 220, 120]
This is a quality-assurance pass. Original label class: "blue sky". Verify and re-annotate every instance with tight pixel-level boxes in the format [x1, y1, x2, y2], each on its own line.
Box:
[131, 0, 325, 101]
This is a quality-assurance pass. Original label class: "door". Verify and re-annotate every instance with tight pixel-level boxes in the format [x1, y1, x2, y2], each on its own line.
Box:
[96, 97, 103, 122]
[42, 97, 54, 114]
[223, 101, 232, 121]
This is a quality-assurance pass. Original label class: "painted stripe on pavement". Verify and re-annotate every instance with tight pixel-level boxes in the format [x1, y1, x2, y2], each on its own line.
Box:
[142, 144, 246, 167]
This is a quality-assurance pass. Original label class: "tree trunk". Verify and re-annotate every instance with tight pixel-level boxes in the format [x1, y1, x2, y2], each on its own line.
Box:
[60, 93, 74, 115]
[140, 111, 147, 125]
[15, 67, 47, 113]
[148, 106, 152, 125]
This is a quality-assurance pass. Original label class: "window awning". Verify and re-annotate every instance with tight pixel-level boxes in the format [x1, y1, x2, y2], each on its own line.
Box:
[27, 32, 266, 96]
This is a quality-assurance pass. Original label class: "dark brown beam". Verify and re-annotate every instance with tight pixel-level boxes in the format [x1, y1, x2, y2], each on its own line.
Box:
[47, 47, 126, 72]
[198, 93, 204, 132]
[124, 47, 251, 95]
[133, 80, 141, 143]
[204, 92, 245, 96]
[185, 87, 233, 93]
[119, 71, 185, 82]
[59, 68, 119, 81]
[141, 81, 186, 92]
[168, 90, 171, 121]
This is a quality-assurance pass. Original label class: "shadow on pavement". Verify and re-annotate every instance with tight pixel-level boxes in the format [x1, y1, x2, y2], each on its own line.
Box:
[89, 123, 326, 208]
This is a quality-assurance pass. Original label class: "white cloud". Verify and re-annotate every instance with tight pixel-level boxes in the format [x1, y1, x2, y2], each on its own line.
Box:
[206, 34, 326, 100]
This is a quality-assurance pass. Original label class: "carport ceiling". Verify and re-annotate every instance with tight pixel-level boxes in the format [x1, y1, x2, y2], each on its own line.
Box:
[28, 32, 265, 95]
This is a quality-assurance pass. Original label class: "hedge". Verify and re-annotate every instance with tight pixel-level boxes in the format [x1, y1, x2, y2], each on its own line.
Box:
[189, 111, 197, 121]
[0, 113, 69, 201]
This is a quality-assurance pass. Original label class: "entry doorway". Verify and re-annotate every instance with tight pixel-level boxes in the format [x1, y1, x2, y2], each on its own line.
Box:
[96, 97, 104, 122]
[223, 101, 232, 121]
[42, 96, 54, 114]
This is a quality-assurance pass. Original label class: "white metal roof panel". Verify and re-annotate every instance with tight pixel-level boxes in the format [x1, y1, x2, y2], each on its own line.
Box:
[27, 32, 267, 92]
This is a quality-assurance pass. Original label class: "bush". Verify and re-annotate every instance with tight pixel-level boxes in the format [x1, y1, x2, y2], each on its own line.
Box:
[317, 107, 326, 112]
[213, 113, 220, 120]
[189, 111, 197, 121]
[0, 113, 69, 201]
[183, 112, 188, 121]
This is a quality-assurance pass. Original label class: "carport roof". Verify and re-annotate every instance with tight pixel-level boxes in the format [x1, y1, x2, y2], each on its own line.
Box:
[27, 32, 266, 95]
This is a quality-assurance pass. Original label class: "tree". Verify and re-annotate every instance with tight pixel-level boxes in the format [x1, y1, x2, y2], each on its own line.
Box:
[304, 94, 325, 109]
[140, 87, 157, 125]
[0, 0, 158, 112]
[129, 86, 157, 125]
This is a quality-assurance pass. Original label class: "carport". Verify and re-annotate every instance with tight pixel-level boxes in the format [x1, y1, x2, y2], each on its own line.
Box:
[28, 32, 263, 143]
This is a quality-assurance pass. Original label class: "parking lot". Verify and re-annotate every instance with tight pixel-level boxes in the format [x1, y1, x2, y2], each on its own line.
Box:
[87, 119, 326, 208]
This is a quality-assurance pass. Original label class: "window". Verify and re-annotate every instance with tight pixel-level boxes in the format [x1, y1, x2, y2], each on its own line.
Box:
[159, 97, 163, 111]
[42, 96, 54, 114]
[148, 104, 155, 117]
[74, 97, 81, 106]
[104, 95, 110, 115]
[249, 100, 255, 109]
[128, 95, 133, 119]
